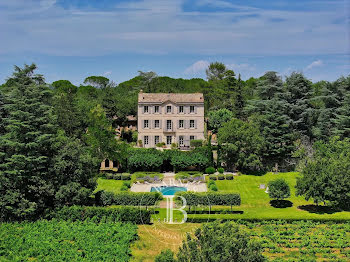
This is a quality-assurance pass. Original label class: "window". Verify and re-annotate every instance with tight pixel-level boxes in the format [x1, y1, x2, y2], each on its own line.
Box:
[144, 106, 149, 113]
[190, 136, 195, 141]
[154, 136, 160, 145]
[104, 159, 109, 168]
[179, 136, 184, 145]
[179, 120, 184, 128]
[190, 106, 195, 113]
[190, 120, 195, 128]
[166, 120, 172, 130]
[179, 106, 184, 113]
[154, 120, 160, 128]
[144, 136, 149, 145]
[167, 136, 172, 145]
[144, 120, 149, 128]
[154, 106, 159, 113]
[167, 106, 172, 113]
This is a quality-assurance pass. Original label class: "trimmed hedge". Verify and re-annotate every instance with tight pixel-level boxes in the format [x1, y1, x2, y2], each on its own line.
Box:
[95, 190, 162, 207]
[48, 205, 151, 224]
[209, 175, 217, 180]
[175, 192, 241, 211]
[105, 173, 131, 180]
[226, 174, 234, 180]
[218, 167, 224, 174]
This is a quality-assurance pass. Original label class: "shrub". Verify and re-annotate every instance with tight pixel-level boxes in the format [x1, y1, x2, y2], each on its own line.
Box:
[120, 185, 129, 191]
[208, 180, 215, 187]
[156, 142, 166, 147]
[205, 167, 216, 174]
[218, 167, 224, 174]
[171, 143, 178, 149]
[171, 151, 209, 171]
[155, 249, 176, 262]
[113, 173, 121, 180]
[106, 173, 114, 179]
[209, 175, 217, 180]
[121, 173, 131, 180]
[225, 174, 234, 180]
[217, 174, 225, 180]
[268, 179, 290, 200]
[95, 190, 162, 207]
[209, 184, 218, 191]
[49, 205, 151, 224]
[175, 192, 241, 211]
[190, 139, 203, 148]
[123, 181, 131, 188]
[176, 222, 265, 262]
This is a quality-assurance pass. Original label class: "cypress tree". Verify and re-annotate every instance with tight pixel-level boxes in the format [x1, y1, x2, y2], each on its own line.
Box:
[0, 64, 58, 220]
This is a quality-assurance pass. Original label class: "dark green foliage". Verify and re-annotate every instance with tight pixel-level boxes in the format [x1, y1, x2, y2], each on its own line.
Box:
[155, 249, 176, 262]
[171, 150, 210, 171]
[217, 174, 225, 180]
[268, 179, 290, 200]
[176, 222, 265, 262]
[225, 173, 234, 180]
[0, 64, 58, 220]
[205, 167, 216, 174]
[176, 192, 241, 210]
[208, 108, 234, 133]
[189, 139, 203, 148]
[209, 175, 217, 180]
[95, 190, 162, 207]
[284, 72, 314, 137]
[218, 119, 264, 173]
[49, 205, 151, 224]
[218, 167, 224, 173]
[296, 137, 350, 208]
[208, 180, 218, 191]
[128, 148, 163, 172]
[83, 76, 110, 89]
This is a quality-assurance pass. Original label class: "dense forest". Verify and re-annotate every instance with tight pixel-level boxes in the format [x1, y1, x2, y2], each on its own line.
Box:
[0, 63, 349, 220]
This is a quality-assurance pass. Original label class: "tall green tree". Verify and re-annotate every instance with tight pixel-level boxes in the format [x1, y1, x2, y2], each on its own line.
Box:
[86, 104, 128, 164]
[206, 62, 227, 81]
[207, 108, 234, 134]
[51, 80, 83, 137]
[296, 137, 350, 208]
[83, 76, 110, 89]
[284, 72, 314, 137]
[0, 64, 58, 220]
[218, 119, 264, 172]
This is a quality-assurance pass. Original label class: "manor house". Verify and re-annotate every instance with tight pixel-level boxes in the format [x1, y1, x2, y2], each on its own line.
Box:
[137, 91, 205, 149]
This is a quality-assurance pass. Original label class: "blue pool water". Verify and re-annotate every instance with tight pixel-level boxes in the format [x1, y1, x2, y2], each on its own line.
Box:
[150, 186, 187, 196]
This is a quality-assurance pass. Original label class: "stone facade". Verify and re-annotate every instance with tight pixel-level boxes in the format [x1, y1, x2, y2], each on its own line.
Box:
[137, 91, 205, 149]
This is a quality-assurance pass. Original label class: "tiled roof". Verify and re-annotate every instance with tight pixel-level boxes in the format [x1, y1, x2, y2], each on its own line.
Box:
[138, 92, 204, 103]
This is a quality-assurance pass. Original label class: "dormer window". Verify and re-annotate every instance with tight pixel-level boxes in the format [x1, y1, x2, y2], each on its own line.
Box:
[190, 106, 195, 113]
[144, 106, 149, 113]
[167, 106, 172, 113]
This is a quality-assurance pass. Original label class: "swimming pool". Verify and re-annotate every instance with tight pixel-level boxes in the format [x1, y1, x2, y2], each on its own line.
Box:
[150, 186, 187, 196]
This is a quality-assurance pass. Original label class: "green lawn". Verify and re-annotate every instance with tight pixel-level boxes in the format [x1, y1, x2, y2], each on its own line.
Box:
[212, 172, 350, 220]
[94, 178, 124, 194]
[151, 172, 350, 221]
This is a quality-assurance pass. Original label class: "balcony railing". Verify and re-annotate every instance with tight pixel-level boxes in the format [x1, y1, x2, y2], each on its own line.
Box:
[163, 126, 174, 132]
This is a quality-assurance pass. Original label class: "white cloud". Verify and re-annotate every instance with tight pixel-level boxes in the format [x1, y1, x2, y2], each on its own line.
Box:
[0, 0, 347, 57]
[305, 60, 324, 71]
[103, 71, 112, 76]
[184, 60, 210, 74]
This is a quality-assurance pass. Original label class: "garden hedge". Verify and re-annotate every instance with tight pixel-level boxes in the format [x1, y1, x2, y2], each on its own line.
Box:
[95, 190, 162, 208]
[175, 192, 241, 211]
[48, 205, 151, 224]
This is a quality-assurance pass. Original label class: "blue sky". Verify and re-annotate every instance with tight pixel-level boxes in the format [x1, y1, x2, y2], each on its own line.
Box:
[0, 0, 349, 85]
